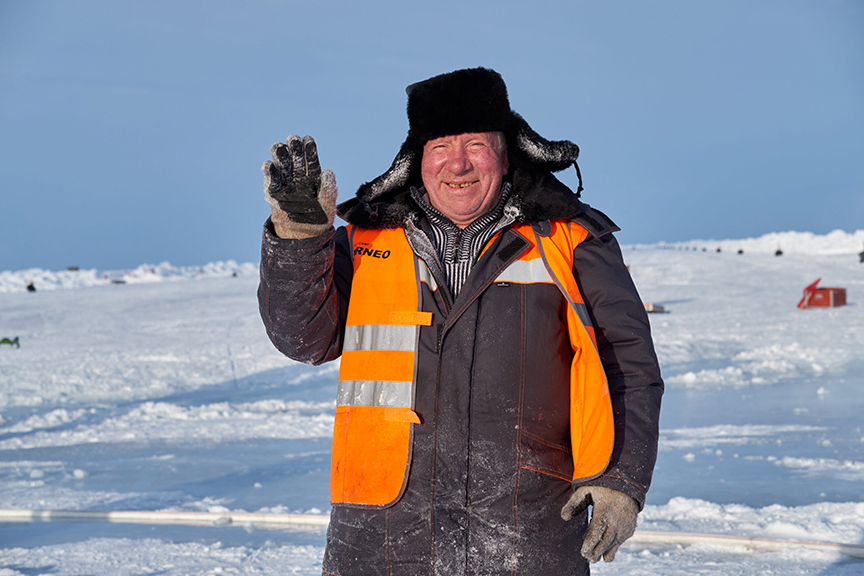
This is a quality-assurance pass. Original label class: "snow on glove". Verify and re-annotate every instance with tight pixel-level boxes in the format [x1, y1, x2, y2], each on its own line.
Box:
[561, 486, 638, 563]
[262, 134, 338, 239]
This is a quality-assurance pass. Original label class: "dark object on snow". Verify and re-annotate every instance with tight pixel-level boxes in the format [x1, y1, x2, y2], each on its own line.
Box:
[775, 246, 783, 256]
[26, 281, 36, 292]
[737, 249, 743, 254]
[859, 250, 864, 263]
[643, 303, 667, 313]
[716, 247, 721, 253]
[0, 337, 20, 349]
[798, 278, 847, 309]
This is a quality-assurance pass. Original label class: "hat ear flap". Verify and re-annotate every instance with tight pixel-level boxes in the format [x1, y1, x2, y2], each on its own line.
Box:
[356, 140, 420, 202]
[507, 113, 580, 173]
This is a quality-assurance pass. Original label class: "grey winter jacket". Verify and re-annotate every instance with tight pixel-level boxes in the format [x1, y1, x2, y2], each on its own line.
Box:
[258, 169, 663, 575]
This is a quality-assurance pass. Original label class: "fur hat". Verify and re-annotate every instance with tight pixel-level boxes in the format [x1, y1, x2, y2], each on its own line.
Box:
[337, 67, 583, 225]
[406, 67, 512, 144]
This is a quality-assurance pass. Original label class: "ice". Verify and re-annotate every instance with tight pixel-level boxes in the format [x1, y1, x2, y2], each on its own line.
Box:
[0, 261, 257, 294]
[1, 228, 863, 574]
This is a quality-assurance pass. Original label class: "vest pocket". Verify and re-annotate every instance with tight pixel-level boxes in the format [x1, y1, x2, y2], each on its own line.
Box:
[519, 431, 574, 482]
[330, 405, 417, 507]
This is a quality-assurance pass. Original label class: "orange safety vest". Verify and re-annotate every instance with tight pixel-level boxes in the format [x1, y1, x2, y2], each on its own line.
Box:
[331, 220, 614, 507]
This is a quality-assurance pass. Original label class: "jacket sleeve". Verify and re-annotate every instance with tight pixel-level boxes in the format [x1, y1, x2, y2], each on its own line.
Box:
[570, 228, 664, 509]
[257, 218, 353, 366]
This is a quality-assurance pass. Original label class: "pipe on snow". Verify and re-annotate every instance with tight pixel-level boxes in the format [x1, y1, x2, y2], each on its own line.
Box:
[0, 508, 328, 529]
[0, 509, 862, 559]
[630, 531, 864, 559]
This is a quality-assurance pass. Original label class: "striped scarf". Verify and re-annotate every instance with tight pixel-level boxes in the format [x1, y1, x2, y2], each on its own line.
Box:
[412, 182, 517, 298]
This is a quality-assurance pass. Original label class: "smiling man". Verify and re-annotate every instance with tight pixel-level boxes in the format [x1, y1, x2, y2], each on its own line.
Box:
[420, 131, 508, 227]
[258, 68, 664, 575]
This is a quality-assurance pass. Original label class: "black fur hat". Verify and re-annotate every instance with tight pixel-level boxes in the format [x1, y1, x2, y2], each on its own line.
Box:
[337, 67, 583, 226]
[406, 67, 512, 144]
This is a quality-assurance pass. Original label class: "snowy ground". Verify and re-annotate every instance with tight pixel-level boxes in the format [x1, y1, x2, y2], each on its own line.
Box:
[1, 230, 863, 575]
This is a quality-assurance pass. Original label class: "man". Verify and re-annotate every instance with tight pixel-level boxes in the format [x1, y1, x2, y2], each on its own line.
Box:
[258, 68, 663, 575]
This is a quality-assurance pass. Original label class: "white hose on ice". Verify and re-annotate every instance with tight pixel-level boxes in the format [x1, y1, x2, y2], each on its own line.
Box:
[0, 509, 328, 529]
[0, 509, 862, 559]
[630, 530, 864, 559]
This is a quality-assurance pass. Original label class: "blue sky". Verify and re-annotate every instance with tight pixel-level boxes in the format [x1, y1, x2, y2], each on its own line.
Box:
[1, 0, 862, 271]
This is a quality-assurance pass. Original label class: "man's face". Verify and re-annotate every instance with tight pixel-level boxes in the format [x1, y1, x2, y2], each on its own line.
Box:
[421, 132, 509, 228]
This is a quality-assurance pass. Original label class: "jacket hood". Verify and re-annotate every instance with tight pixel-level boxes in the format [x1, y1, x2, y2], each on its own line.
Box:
[337, 113, 585, 229]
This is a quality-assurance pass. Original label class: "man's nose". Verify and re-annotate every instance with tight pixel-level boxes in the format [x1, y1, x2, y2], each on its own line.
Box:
[447, 147, 472, 174]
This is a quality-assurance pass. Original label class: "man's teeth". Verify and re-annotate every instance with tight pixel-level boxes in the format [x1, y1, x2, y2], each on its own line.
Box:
[447, 182, 474, 188]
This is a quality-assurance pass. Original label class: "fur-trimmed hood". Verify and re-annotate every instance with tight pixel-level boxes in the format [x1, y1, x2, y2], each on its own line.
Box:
[336, 113, 586, 229]
[336, 67, 585, 229]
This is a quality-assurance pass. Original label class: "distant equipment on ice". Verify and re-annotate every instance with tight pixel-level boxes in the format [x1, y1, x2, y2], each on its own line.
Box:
[104, 271, 128, 284]
[797, 278, 847, 309]
[643, 303, 666, 313]
[0, 337, 20, 349]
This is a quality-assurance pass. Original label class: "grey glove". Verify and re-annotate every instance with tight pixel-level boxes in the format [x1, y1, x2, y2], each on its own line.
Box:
[561, 486, 638, 563]
[262, 134, 338, 239]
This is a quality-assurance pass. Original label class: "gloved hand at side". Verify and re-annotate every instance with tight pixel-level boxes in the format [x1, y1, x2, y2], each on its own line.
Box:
[561, 486, 638, 563]
[262, 134, 338, 239]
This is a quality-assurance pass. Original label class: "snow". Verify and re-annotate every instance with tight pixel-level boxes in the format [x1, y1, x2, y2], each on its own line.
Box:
[1, 229, 863, 574]
[0, 260, 257, 294]
[646, 228, 864, 256]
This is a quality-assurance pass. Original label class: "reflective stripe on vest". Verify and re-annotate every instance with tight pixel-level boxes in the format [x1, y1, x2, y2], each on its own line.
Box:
[339, 324, 417, 408]
[493, 258, 593, 330]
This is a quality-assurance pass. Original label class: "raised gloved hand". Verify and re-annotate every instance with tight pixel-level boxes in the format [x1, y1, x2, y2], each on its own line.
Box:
[561, 486, 638, 563]
[262, 134, 338, 239]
